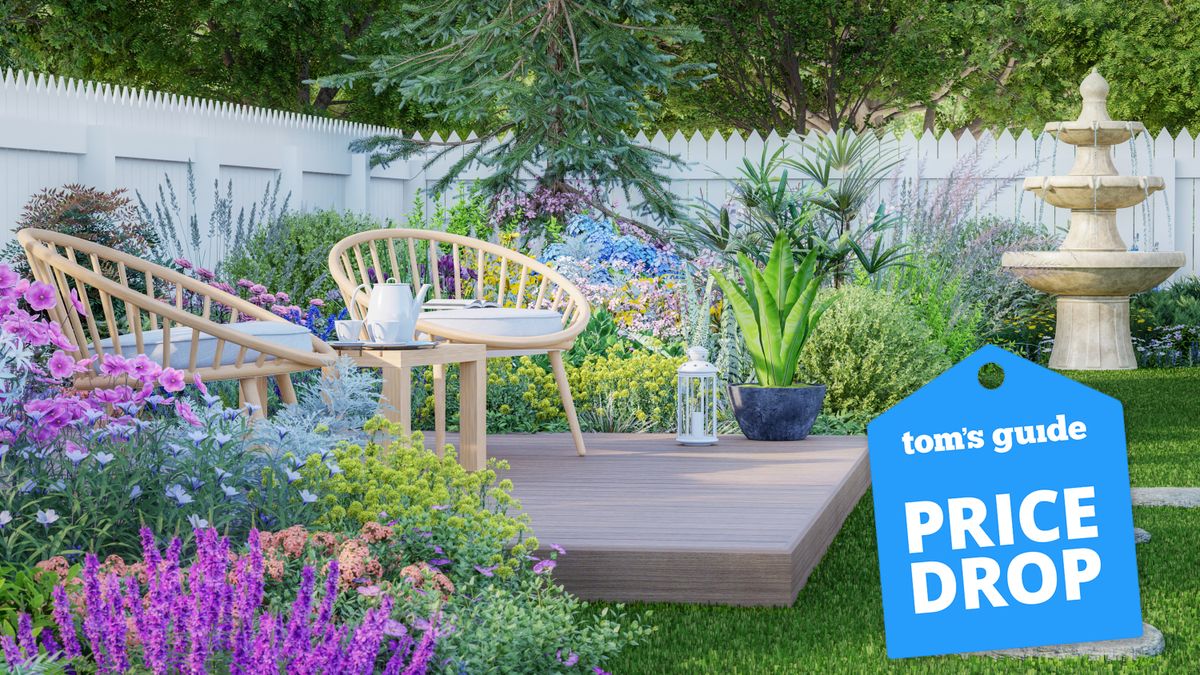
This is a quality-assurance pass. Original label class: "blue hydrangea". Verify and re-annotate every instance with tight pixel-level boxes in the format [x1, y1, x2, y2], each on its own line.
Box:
[543, 215, 681, 281]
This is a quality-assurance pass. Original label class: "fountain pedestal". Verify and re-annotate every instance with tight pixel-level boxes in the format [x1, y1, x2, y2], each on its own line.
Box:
[1001, 71, 1185, 370]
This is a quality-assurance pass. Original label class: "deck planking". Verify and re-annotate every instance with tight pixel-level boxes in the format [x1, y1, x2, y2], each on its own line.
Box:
[444, 432, 870, 606]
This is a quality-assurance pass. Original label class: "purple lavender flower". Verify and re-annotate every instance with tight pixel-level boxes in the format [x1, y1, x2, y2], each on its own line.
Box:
[6, 528, 440, 674]
[15, 614, 35, 660]
[51, 585, 82, 658]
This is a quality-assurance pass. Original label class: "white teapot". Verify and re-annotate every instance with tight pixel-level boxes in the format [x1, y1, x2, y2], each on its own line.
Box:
[352, 278, 431, 343]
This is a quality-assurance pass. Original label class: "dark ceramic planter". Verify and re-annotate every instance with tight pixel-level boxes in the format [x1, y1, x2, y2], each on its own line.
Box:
[728, 384, 827, 441]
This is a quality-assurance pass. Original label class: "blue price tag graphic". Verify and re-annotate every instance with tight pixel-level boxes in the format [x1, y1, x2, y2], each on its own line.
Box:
[868, 346, 1142, 658]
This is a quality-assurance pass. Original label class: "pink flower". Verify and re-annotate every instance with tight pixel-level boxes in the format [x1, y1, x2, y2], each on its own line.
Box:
[309, 299, 324, 307]
[46, 322, 77, 351]
[173, 257, 193, 270]
[275, 292, 290, 303]
[193, 373, 208, 396]
[0, 264, 18, 289]
[68, 289, 87, 315]
[23, 282, 57, 311]
[195, 267, 215, 281]
[127, 355, 162, 382]
[249, 284, 267, 295]
[47, 350, 76, 379]
[158, 368, 185, 392]
[99, 354, 130, 377]
[175, 400, 202, 427]
[237, 279, 255, 289]
[532, 559, 556, 574]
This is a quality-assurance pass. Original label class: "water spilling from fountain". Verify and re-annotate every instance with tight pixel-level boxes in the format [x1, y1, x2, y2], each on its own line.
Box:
[1001, 71, 1186, 370]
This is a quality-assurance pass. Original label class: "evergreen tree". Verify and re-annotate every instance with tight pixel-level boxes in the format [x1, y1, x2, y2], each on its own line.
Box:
[328, 0, 709, 232]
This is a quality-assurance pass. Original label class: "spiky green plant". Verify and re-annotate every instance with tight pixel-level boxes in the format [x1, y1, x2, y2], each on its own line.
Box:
[713, 233, 835, 387]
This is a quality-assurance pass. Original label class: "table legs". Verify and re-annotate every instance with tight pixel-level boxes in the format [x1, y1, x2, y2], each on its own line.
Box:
[458, 357, 486, 471]
[433, 363, 446, 455]
[364, 354, 486, 471]
[380, 365, 412, 435]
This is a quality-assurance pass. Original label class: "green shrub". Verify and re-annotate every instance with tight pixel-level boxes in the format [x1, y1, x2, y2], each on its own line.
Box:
[0, 563, 75, 640]
[302, 417, 533, 574]
[406, 186, 491, 238]
[799, 286, 950, 417]
[569, 347, 681, 433]
[286, 422, 651, 672]
[221, 209, 381, 304]
[407, 346, 681, 435]
[1133, 276, 1200, 327]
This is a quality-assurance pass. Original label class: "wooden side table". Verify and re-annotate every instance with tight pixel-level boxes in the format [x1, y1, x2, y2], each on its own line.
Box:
[331, 342, 488, 471]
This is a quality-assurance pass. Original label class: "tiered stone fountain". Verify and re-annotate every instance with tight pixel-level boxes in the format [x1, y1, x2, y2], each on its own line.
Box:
[1003, 71, 1185, 370]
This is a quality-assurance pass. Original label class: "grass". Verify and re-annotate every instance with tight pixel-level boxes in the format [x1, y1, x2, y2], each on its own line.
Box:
[610, 368, 1200, 673]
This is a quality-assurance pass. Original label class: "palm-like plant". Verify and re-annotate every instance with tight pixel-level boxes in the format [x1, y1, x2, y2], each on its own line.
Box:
[787, 130, 901, 238]
[712, 233, 836, 387]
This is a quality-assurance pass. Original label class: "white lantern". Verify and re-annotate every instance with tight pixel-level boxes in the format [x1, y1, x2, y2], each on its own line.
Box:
[677, 346, 719, 446]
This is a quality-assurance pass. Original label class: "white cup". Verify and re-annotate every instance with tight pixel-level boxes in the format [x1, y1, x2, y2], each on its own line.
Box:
[367, 320, 414, 344]
[334, 320, 365, 341]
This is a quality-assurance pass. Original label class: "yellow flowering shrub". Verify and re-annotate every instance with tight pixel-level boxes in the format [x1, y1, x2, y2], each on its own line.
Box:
[300, 416, 531, 576]
[567, 346, 683, 433]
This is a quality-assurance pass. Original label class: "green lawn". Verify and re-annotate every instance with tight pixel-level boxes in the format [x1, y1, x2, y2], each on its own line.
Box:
[610, 368, 1200, 674]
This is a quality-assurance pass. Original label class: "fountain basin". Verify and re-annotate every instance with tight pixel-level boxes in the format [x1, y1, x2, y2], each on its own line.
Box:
[1022, 176, 1164, 210]
[1044, 121, 1145, 146]
[1001, 251, 1184, 296]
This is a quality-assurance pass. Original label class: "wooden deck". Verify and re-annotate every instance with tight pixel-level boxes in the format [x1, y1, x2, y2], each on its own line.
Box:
[455, 432, 870, 606]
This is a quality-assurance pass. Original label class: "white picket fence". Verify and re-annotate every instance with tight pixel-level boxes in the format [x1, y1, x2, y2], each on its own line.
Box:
[2, 69, 1199, 274]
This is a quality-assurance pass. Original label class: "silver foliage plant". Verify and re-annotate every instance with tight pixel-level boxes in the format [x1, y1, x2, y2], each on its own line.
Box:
[251, 358, 384, 462]
[135, 161, 290, 270]
[885, 148, 1060, 337]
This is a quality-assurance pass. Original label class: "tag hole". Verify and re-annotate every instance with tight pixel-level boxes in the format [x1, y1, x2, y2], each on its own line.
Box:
[978, 363, 1004, 390]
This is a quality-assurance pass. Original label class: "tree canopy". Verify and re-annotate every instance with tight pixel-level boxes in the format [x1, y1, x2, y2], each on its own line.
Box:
[7, 0, 1200, 136]
[0, 0, 429, 128]
[328, 0, 709, 229]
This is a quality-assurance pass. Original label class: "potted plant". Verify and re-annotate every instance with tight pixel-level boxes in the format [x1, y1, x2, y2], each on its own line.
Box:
[713, 233, 835, 440]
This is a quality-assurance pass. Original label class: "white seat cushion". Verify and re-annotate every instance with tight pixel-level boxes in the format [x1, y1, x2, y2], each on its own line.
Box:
[418, 308, 564, 338]
[100, 321, 313, 369]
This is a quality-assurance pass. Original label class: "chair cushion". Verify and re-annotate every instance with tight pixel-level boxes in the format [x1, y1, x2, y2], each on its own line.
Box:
[418, 308, 564, 338]
[99, 320, 313, 369]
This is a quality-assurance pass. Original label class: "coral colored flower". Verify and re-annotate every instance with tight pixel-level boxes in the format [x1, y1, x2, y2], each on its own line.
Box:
[47, 350, 76, 379]
[158, 368, 185, 392]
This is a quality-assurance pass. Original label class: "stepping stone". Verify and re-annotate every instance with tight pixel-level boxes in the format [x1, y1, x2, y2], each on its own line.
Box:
[1132, 487, 1200, 507]
[1134, 527, 1151, 543]
[973, 623, 1163, 660]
